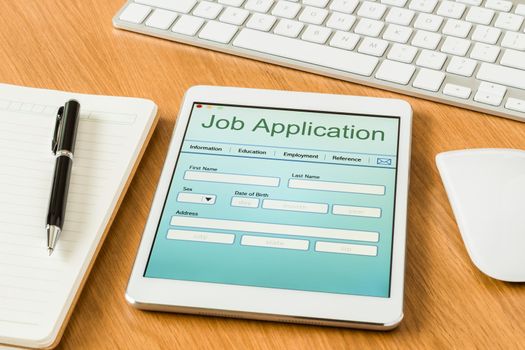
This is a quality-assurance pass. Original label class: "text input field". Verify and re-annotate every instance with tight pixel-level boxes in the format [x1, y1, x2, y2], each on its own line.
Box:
[262, 199, 328, 214]
[171, 216, 379, 243]
[167, 230, 234, 244]
[288, 179, 385, 195]
[184, 171, 280, 187]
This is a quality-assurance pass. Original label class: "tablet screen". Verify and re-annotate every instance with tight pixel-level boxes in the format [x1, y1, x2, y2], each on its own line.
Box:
[145, 103, 400, 298]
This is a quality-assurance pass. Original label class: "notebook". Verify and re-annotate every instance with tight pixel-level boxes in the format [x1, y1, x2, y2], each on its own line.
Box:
[0, 83, 158, 348]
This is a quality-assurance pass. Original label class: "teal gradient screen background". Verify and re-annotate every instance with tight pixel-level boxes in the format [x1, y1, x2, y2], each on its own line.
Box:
[145, 103, 400, 297]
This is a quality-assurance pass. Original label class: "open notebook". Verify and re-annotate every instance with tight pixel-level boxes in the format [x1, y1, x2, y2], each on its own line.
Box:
[0, 84, 158, 348]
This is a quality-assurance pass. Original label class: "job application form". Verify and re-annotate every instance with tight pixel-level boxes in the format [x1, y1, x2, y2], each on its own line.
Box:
[145, 103, 399, 297]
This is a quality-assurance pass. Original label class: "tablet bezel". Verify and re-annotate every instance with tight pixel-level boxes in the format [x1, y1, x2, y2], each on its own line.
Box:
[126, 86, 412, 328]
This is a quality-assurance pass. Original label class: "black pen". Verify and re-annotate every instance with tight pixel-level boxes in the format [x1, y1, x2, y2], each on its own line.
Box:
[46, 100, 80, 256]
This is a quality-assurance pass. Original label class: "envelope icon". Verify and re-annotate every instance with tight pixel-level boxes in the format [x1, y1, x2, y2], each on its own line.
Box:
[377, 158, 392, 165]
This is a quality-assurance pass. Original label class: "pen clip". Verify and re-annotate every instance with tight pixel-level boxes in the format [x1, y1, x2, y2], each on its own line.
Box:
[52, 106, 64, 155]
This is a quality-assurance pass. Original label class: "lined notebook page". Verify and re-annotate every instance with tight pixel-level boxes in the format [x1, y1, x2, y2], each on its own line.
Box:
[0, 84, 156, 348]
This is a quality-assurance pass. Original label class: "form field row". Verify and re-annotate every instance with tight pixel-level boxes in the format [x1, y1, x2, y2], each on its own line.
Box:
[177, 192, 381, 217]
[184, 171, 385, 196]
[166, 229, 377, 256]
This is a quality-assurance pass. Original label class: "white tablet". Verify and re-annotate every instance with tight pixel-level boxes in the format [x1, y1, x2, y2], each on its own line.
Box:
[126, 86, 412, 329]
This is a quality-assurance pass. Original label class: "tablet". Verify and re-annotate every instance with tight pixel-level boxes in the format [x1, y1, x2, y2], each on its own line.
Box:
[127, 86, 412, 329]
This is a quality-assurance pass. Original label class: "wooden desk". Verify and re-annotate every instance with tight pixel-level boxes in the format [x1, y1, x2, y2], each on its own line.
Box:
[2, 1, 525, 348]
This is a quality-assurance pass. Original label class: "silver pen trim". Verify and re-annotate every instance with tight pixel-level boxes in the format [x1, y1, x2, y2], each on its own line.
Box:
[55, 149, 74, 160]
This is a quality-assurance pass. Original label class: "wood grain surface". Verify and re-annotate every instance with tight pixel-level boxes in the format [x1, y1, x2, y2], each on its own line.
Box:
[1, 1, 525, 349]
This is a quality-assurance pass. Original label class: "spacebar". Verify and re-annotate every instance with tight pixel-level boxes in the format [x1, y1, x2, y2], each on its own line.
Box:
[232, 29, 379, 77]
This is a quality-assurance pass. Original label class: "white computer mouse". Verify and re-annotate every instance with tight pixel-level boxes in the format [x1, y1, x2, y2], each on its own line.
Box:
[436, 149, 525, 282]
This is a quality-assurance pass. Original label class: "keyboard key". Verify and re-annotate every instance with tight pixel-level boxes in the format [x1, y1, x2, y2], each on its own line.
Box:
[274, 19, 304, 37]
[465, 6, 494, 25]
[457, 0, 481, 5]
[416, 49, 447, 69]
[408, 0, 437, 13]
[303, 0, 328, 8]
[516, 4, 525, 16]
[501, 32, 525, 50]
[441, 36, 470, 56]
[474, 82, 507, 106]
[385, 7, 415, 26]
[326, 12, 356, 31]
[193, 1, 223, 19]
[381, 0, 408, 6]
[219, 0, 245, 6]
[246, 13, 276, 31]
[470, 43, 500, 62]
[476, 63, 525, 90]
[233, 28, 379, 76]
[329, 0, 359, 14]
[354, 18, 384, 37]
[505, 98, 525, 113]
[220, 7, 249, 25]
[383, 24, 412, 43]
[443, 83, 471, 98]
[145, 9, 178, 29]
[358, 37, 389, 56]
[245, 0, 274, 13]
[301, 25, 332, 44]
[494, 13, 524, 31]
[471, 25, 501, 44]
[436, 1, 465, 19]
[198, 20, 238, 43]
[411, 30, 441, 49]
[446, 56, 477, 76]
[171, 15, 204, 36]
[329, 31, 361, 50]
[414, 13, 443, 31]
[485, 0, 512, 12]
[136, 0, 197, 13]
[299, 6, 328, 24]
[375, 59, 415, 84]
[500, 49, 525, 70]
[357, 1, 387, 20]
[412, 68, 445, 91]
[303, 0, 330, 7]
[387, 43, 418, 63]
[119, 3, 151, 23]
[442, 19, 472, 38]
[272, 1, 301, 18]
[479, 82, 507, 96]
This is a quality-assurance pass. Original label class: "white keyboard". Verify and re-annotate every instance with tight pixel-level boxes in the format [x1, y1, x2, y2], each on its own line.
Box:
[114, 0, 525, 122]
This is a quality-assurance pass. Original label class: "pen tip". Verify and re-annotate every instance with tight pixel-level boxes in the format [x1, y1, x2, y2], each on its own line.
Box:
[48, 248, 54, 256]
